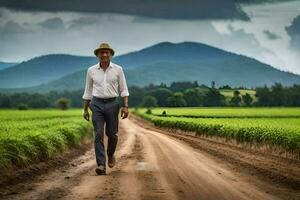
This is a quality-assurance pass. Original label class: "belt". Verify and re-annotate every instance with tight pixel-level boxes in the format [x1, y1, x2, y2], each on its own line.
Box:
[93, 96, 117, 103]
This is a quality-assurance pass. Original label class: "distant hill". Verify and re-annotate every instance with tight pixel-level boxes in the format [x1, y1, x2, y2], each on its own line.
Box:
[112, 41, 234, 68]
[123, 58, 300, 87]
[1, 41, 300, 93]
[0, 55, 97, 88]
[0, 41, 234, 88]
[0, 61, 18, 70]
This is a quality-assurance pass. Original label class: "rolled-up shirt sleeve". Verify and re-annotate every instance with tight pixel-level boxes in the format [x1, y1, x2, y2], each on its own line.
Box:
[82, 69, 93, 100]
[118, 68, 129, 97]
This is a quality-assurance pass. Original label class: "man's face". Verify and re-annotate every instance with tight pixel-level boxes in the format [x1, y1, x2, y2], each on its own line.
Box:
[97, 49, 112, 62]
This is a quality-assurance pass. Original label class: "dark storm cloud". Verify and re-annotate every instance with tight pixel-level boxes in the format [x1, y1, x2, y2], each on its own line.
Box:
[225, 24, 275, 57]
[263, 30, 281, 40]
[0, 20, 31, 35]
[285, 15, 300, 51]
[235, 0, 298, 3]
[0, 0, 250, 20]
[69, 17, 97, 29]
[131, 17, 160, 24]
[38, 17, 64, 30]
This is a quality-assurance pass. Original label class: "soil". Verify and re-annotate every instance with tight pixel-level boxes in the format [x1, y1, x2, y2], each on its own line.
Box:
[0, 114, 299, 200]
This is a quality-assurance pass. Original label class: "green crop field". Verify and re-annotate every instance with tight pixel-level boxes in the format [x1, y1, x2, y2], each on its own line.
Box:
[0, 109, 92, 172]
[132, 107, 300, 158]
[135, 107, 300, 118]
[220, 89, 256, 98]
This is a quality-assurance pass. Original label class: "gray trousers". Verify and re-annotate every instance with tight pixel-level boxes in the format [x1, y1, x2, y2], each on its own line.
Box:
[89, 96, 120, 166]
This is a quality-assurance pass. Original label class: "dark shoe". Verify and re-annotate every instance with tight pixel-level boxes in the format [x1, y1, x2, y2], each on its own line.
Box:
[95, 165, 106, 175]
[108, 155, 116, 168]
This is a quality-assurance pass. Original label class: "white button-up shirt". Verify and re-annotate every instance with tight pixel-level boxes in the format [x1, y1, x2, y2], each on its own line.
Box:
[82, 61, 129, 100]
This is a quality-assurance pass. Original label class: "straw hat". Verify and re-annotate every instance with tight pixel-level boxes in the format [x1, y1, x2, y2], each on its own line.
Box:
[94, 43, 115, 56]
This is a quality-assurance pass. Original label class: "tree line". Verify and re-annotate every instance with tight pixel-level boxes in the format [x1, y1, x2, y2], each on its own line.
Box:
[0, 81, 299, 109]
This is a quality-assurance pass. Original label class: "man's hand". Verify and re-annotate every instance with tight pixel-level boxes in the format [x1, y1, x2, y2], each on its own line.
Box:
[83, 110, 90, 121]
[120, 107, 129, 119]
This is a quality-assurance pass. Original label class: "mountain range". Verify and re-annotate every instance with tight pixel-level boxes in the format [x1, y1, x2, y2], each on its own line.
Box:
[0, 61, 18, 71]
[0, 41, 300, 93]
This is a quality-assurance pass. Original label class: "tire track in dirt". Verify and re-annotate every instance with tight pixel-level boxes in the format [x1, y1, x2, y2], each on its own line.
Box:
[125, 117, 279, 200]
[130, 114, 300, 200]
[0, 123, 134, 200]
[2, 115, 299, 200]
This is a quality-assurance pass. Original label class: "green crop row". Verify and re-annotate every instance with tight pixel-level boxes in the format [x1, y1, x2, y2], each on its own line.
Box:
[132, 109, 300, 157]
[0, 109, 93, 172]
[135, 107, 300, 118]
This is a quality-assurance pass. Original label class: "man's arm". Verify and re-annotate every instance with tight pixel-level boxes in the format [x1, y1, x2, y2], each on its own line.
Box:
[83, 99, 91, 112]
[119, 68, 129, 119]
[119, 68, 129, 103]
[122, 96, 128, 107]
[82, 69, 93, 121]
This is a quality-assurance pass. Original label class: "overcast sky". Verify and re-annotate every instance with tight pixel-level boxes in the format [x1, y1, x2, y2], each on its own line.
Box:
[0, 0, 300, 74]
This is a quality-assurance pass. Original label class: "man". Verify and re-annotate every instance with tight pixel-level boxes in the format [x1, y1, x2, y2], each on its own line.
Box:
[82, 43, 129, 175]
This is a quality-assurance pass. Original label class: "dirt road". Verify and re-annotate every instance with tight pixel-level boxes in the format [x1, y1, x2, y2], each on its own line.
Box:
[1, 115, 299, 200]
